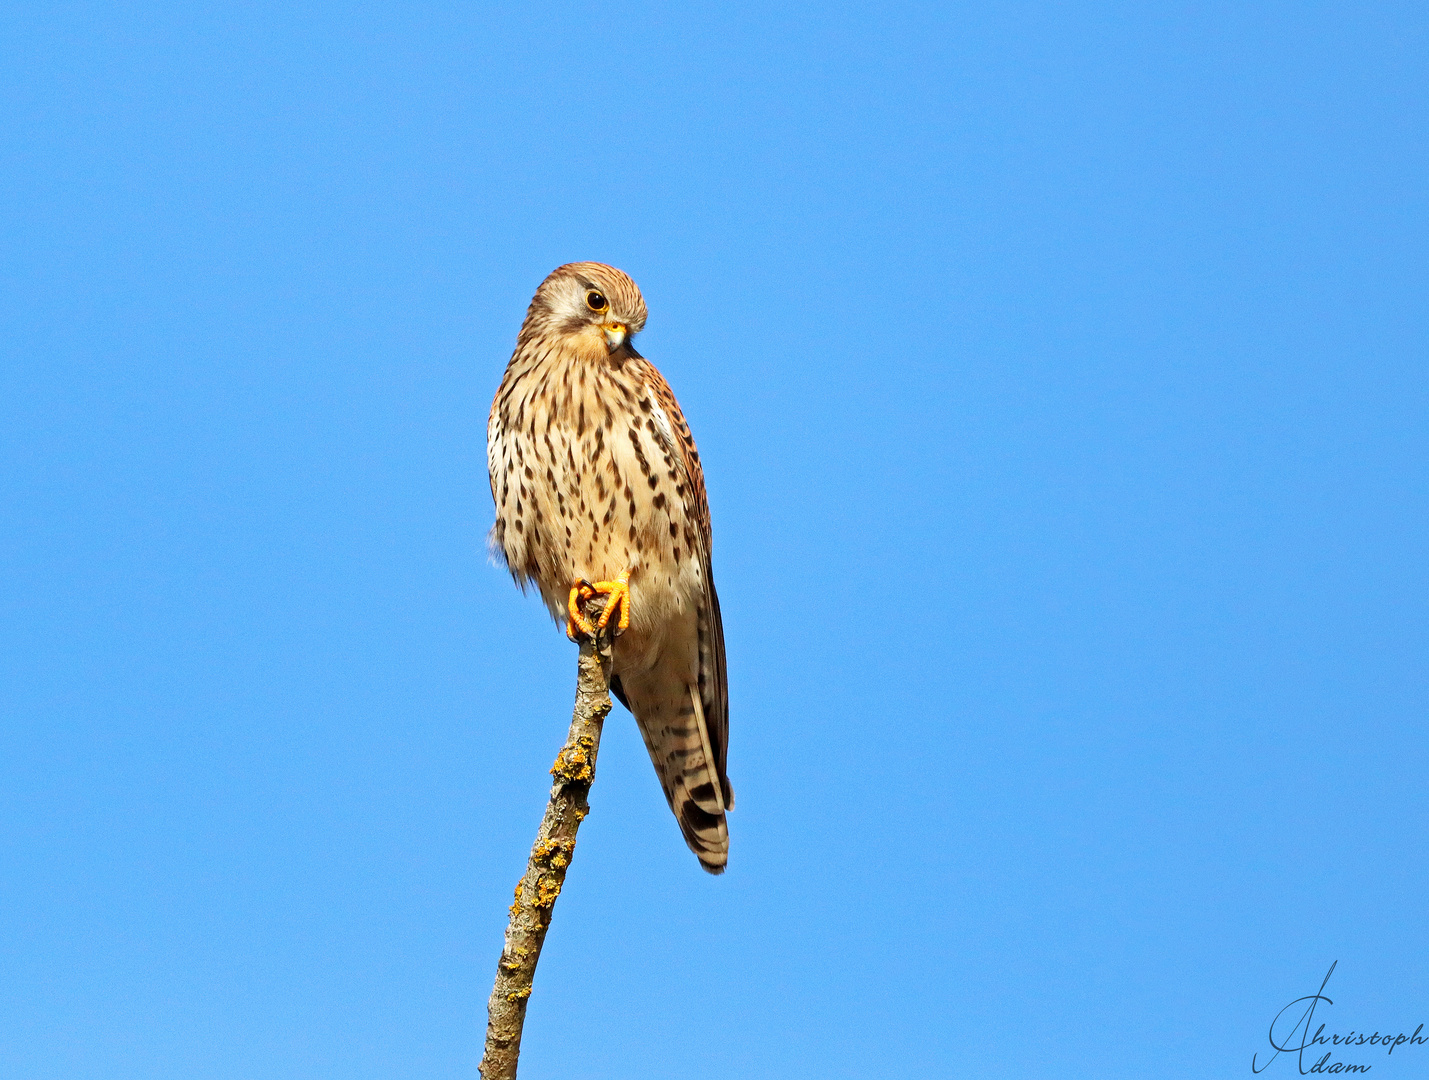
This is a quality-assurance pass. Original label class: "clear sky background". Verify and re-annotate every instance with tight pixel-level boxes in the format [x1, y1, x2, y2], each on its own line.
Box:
[3, 3, 1426, 1078]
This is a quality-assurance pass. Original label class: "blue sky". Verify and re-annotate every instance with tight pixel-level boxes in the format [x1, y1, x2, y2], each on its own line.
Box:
[2, 2, 1426, 1077]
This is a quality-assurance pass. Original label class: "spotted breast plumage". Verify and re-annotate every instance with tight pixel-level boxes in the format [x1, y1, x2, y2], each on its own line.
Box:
[487, 262, 732, 874]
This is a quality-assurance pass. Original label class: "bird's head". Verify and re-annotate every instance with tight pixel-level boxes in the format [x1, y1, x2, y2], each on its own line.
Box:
[522, 262, 649, 355]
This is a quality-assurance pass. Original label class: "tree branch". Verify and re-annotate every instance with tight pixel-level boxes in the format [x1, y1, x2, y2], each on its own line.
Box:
[479, 621, 614, 1080]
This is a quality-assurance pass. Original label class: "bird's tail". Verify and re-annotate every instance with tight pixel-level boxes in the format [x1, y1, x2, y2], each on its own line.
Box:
[612, 671, 730, 874]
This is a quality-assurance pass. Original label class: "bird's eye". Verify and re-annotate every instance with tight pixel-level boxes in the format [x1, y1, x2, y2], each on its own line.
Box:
[586, 291, 608, 312]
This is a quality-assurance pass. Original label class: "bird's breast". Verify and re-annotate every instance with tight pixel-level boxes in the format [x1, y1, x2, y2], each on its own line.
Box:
[488, 351, 702, 631]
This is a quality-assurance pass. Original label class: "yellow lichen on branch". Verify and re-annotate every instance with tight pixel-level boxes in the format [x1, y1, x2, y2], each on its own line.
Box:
[478, 622, 614, 1080]
[551, 735, 598, 784]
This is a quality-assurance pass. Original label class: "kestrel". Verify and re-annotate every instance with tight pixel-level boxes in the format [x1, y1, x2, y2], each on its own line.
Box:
[487, 263, 732, 874]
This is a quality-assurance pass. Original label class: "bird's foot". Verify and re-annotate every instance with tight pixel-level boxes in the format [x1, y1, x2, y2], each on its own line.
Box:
[565, 570, 631, 641]
[593, 569, 631, 633]
[566, 580, 597, 641]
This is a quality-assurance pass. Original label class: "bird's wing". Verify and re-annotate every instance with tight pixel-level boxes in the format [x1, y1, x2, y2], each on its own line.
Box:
[641, 362, 731, 812]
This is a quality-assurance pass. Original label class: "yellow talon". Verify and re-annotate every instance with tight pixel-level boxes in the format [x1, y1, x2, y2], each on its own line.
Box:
[566, 580, 596, 641]
[565, 570, 631, 640]
[594, 569, 631, 633]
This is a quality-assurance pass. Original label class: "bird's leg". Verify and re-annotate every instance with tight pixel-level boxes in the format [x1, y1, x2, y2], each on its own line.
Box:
[566, 580, 597, 641]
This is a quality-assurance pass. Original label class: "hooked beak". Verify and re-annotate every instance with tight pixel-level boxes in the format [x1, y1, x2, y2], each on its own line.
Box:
[602, 322, 628, 352]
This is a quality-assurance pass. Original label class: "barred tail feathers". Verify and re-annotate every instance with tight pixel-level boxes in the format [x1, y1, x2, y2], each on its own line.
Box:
[614, 667, 730, 874]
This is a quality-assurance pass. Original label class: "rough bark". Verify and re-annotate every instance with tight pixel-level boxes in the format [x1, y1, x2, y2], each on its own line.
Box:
[478, 623, 614, 1080]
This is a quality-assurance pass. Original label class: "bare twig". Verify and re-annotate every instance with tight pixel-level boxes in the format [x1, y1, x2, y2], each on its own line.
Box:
[479, 619, 614, 1080]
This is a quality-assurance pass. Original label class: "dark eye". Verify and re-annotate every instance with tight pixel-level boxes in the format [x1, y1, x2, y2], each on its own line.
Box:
[586, 290, 608, 312]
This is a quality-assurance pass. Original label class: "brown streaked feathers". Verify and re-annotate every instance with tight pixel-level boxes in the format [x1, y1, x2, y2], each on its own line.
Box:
[487, 263, 732, 873]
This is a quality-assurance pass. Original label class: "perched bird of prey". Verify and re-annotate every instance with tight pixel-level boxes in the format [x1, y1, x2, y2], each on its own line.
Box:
[487, 263, 732, 874]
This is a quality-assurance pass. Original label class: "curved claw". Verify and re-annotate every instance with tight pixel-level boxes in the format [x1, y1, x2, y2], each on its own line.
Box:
[566, 580, 596, 641]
